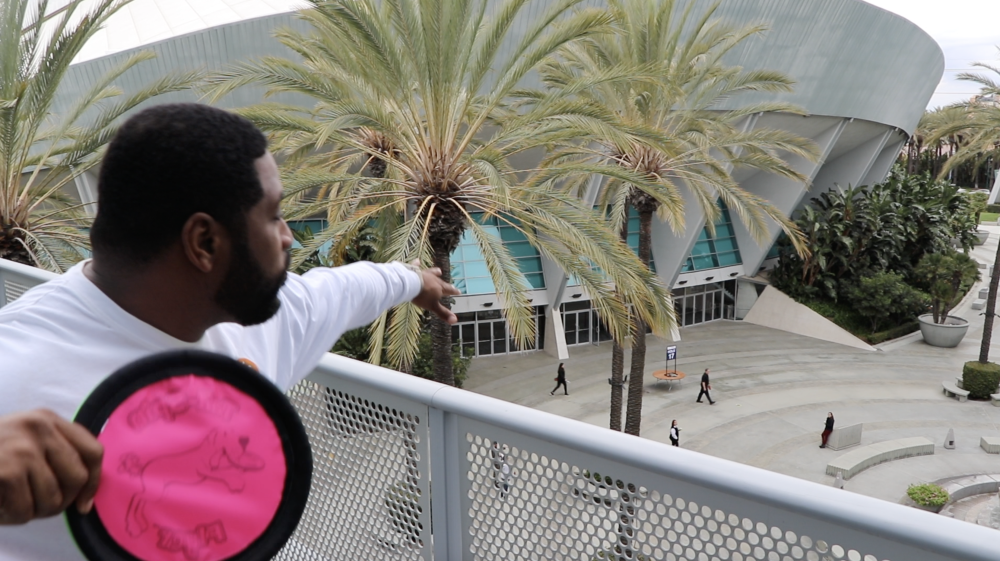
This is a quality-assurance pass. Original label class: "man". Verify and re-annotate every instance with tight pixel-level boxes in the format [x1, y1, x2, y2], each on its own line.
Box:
[550, 362, 568, 395]
[696, 368, 715, 405]
[0, 104, 458, 560]
[820, 412, 835, 448]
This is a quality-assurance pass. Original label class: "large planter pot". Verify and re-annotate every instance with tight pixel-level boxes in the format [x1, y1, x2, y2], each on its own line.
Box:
[975, 230, 990, 246]
[918, 314, 969, 348]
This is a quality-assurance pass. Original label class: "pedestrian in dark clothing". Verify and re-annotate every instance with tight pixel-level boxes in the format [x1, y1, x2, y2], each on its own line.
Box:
[551, 363, 568, 395]
[696, 368, 715, 404]
[820, 412, 835, 448]
[669, 420, 680, 447]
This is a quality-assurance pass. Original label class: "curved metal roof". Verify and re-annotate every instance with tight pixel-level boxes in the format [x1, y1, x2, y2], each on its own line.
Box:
[57, 0, 943, 135]
[71, 0, 306, 63]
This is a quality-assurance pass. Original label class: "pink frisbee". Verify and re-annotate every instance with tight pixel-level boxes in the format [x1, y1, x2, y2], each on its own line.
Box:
[67, 351, 312, 561]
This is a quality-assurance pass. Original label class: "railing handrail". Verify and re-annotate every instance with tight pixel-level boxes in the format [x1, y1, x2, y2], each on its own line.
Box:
[311, 352, 1000, 561]
[0, 257, 59, 282]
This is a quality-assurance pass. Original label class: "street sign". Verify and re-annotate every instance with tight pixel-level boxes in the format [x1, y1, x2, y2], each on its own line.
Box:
[666, 346, 677, 361]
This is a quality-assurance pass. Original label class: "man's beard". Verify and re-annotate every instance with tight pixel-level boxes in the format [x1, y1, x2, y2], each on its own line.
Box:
[214, 234, 290, 326]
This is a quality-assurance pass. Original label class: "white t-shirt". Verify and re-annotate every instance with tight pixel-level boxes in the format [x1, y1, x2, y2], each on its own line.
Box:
[0, 260, 420, 561]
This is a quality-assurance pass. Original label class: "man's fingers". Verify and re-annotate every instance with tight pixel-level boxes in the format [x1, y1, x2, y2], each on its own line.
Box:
[42, 432, 90, 514]
[53, 420, 102, 513]
[0, 471, 33, 524]
[432, 302, 457, 324]
[441, 281, 460, 296]
[26, 461, 62, 519]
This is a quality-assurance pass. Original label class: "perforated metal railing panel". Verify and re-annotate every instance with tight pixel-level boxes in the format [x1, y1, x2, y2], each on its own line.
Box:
[461, 426, 892, 561]
[285, 357, 994, 561]
[273, 379, 432, 561]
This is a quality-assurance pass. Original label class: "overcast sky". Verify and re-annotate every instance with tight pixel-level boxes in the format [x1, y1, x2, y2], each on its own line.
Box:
[862, 0, 1000, 111]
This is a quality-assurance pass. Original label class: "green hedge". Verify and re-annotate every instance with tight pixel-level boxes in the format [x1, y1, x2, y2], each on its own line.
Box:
[867, 321, 920, 345]
[988, 204, 1000, 214]
[962, 361, 1000, 399]
[907, 483, 949, 507]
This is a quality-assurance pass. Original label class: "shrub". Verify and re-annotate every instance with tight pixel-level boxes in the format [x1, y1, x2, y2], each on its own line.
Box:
[842, 272, 930, 332]
[866, 321, 920, 345]
[965, 191, 989, 222]
[913, 251, 980, 324]
[907, 483, 949, 508]
[962, 361, 1000, 399]
[988, 204, 1000, 214]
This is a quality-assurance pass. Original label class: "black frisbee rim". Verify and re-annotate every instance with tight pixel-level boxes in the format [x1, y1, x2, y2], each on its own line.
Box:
[66, 350, 312, 561]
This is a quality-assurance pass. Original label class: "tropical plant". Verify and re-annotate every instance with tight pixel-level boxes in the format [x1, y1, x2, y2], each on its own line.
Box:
[770, 168, 978, 300]
[927, 48, 1000, 186]
[927, 49, 1000, 367]
[842, 272, 929, 333]
[204, 0, 676, 385]
[913, 251, 979, 324]
[0, 0, 200, 270]
[532, 0, 816, 434]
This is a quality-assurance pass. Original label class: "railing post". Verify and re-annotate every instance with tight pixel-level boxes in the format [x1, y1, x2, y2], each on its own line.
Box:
[429, 407, 464, 560]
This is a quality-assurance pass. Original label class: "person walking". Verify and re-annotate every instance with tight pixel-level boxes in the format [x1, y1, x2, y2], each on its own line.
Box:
[820, 412, 835, 448]
[669, 420, 681, 447]
[551, 363, 568, 395]
[696, 368, 715, 404]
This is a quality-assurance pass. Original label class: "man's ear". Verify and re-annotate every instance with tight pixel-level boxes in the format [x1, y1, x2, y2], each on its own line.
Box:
[182, 212, 227, 273]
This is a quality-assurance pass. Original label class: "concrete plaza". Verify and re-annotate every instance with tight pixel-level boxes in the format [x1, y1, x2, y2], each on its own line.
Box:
[464, 226, 1000, 509]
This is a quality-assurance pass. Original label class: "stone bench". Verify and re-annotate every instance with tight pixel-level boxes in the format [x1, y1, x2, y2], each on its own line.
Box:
[826, 437, 935, 480]
[939, 474, 1000, 518]
[973, 299, 987, 310]
[942, 381, 970, 402]
[827, 423, 863, 451]
[982, 437, 1000, 454]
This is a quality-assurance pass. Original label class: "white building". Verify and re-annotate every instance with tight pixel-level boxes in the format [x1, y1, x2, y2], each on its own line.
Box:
[55, 0, 943, 358]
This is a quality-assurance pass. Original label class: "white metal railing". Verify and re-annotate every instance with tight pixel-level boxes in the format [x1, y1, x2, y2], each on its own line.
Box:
[0, 257, 57, 306]
[2, 257, 998, 560]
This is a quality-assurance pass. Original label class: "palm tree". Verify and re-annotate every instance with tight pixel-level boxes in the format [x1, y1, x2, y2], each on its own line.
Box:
[534, 0, 816, 434]
[204, 0, 677, 385]
[928, 48, 1000, 364]
[0, 0, 200, 271]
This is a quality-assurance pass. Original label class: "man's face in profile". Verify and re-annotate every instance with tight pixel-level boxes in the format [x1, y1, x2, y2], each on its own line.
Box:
[214, 152, 293, 326]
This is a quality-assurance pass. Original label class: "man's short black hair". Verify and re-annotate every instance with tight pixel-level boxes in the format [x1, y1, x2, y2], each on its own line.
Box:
[90, 103, 269, 265]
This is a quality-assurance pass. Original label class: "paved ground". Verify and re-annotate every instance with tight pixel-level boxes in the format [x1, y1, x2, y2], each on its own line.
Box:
[464, 225, 1000, 509]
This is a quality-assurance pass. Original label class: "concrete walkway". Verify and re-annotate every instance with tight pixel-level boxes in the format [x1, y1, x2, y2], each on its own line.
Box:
[464, 225, 1000, 507]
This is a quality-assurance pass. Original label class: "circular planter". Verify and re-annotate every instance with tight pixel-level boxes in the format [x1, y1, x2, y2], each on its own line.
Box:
[975, 230, 990, 246]
[910, 500, 945, 514]
[918, 314, 969, 348]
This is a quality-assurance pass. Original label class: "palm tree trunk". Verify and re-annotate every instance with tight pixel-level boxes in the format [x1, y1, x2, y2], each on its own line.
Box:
[609, 221, 629, 432]
[609, 342, 624, 432]
[624, 208, 653, 436]
[430, 243, 455, 386]
[979, 235, 1000, 363]
[0, 227, 32, 266]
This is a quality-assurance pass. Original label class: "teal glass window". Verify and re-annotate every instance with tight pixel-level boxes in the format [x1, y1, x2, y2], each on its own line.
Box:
[765, 232, 787, 260]
[451, 214, 545, 295]
[567, 207, 655, 286]
[288, 219, 331, 253]
[625, 207, 656, 272]
[681, 201, 743, 272]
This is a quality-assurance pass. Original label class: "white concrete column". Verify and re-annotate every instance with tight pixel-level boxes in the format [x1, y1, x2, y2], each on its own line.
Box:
[72, 170, 98, 216]
[861, 135, 906, 187]
[733, 118, 847, 276]
[538, 174, 602, 359]
[651, 114, 761, 288]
